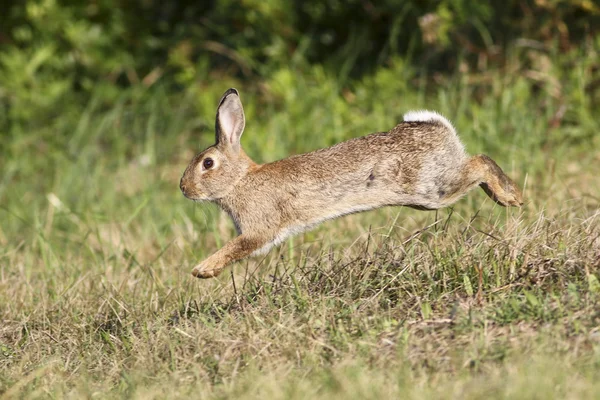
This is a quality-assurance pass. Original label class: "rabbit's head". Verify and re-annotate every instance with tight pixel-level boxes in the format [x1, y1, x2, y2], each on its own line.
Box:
[180, 89, 252, 201]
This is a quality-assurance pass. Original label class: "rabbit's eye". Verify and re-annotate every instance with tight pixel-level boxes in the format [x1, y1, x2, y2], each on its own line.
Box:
[202, 158, 214, 170]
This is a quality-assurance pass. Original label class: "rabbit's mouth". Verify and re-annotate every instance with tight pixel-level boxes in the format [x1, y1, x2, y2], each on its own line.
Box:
[181, 189, 209, 202]
[180, 180, 206, 201]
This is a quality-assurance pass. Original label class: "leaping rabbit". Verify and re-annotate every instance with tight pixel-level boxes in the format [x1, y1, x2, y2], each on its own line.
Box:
[180, 89, 523, 278]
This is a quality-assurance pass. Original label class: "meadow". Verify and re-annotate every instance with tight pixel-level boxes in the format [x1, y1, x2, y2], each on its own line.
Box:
[1, 26, 600, 399]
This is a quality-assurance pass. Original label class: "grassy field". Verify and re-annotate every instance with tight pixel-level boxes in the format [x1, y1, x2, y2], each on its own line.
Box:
[1, 58, 600, 398]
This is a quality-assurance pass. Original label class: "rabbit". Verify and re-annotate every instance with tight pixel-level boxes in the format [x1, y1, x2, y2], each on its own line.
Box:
[180, 88, 523, 279]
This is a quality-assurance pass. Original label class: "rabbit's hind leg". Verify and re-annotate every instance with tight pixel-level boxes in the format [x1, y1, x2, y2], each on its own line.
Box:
[435, 154, 522, 208]
[472, 155, 523, 207]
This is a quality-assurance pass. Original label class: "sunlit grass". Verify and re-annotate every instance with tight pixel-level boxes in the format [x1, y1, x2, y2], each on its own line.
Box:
[1, 58, 599, 397]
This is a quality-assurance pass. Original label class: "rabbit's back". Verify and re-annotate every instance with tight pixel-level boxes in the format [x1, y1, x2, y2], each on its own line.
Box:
[268, 119, 465, 186]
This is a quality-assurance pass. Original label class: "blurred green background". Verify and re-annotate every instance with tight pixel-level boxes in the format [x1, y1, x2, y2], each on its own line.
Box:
[2, 0, 599, 130]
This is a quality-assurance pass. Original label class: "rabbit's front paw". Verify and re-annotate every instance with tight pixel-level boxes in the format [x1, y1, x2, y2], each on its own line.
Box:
[191, 261, 223, 279]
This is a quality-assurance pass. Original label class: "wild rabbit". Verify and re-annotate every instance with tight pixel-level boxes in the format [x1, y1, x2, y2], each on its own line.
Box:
[180, 88, 523, 278]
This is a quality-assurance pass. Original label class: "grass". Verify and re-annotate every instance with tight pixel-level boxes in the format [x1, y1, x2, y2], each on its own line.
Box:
[1, 54, 599, 398]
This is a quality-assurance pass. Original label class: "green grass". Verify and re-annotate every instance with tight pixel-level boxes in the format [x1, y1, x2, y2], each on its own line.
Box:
[1, 57, 600, 398]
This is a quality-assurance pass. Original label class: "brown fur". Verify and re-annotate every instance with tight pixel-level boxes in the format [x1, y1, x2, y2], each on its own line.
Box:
[180, 89, 523, 278]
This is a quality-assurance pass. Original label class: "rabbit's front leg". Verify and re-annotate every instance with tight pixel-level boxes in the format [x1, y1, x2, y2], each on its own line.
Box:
[191, 235, 268, 279]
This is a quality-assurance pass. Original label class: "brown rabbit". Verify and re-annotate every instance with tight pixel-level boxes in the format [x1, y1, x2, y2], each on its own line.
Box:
[180, 89, 523, 278]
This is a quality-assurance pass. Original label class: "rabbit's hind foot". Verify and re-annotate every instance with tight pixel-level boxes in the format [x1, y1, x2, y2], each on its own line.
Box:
[472, 154, 523, 207]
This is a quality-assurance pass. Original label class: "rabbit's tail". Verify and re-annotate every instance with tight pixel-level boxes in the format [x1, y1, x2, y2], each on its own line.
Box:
[403, 110, 457, 136]
[467, 155, 523, 207]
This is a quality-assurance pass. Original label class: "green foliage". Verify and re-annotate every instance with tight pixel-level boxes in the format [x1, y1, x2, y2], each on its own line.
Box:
[1, 0, 599, 132]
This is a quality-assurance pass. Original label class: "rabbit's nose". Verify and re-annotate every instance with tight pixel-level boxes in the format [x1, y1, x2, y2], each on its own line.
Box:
[180, 180, 187, 194]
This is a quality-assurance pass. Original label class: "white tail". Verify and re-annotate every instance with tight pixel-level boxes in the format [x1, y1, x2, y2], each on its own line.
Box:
[403, 110, 456, 136]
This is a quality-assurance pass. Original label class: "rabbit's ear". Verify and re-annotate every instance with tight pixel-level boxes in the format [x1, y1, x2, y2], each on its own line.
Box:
[215, 88, 245, 153]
